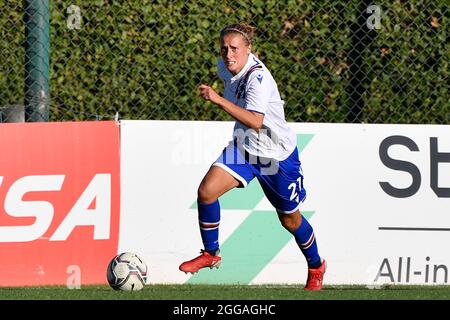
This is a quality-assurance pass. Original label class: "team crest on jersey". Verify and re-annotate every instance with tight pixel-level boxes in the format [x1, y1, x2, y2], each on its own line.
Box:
[235, 64, 263, 99]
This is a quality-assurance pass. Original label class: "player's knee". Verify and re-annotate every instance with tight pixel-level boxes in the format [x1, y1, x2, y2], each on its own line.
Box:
[197, 184, 217, 204]
[280, 220, 297, 232]
[279, 214, 300, 232]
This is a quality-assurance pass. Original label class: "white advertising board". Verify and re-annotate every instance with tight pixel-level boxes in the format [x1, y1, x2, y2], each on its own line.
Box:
[120, 120, 450, 286]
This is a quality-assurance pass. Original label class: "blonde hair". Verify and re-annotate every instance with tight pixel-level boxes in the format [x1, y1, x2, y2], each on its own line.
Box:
[220, 23, 256, 45]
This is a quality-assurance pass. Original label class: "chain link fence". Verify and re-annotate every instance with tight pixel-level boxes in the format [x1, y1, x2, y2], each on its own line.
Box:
[1, 1, 448, 123]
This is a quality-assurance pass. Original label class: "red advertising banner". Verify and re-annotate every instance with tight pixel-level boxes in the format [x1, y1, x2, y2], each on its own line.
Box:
[0, 121, 120, 286]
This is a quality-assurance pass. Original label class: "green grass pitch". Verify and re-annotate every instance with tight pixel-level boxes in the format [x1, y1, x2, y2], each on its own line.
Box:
[0, 284, 449, 300]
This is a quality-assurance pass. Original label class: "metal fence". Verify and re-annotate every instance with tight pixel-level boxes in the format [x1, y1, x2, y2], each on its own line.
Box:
[0, 1, 448, 123]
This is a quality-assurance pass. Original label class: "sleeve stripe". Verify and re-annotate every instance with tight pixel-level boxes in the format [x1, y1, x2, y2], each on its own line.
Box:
[247, 109, 265, 115]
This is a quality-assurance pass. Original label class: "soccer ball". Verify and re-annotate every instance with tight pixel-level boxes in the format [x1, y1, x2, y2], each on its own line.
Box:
[106, 252, 148, 291]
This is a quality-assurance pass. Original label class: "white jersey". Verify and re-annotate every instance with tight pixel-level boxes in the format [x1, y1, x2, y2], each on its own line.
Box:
[217, 53, 297, 161]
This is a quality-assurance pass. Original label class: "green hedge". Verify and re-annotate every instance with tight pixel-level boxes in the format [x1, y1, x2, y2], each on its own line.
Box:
[1, 1, 448, 123]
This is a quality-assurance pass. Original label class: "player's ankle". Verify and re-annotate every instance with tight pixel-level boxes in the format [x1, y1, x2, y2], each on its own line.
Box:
[308, 258, 322, 269]
[206, 248, 220, 256]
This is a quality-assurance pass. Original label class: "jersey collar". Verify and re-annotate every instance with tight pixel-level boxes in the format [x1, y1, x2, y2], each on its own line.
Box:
[230, 53, 256, 82]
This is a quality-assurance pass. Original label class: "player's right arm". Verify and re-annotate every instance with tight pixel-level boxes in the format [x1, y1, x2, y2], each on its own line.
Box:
[198, 84, 264, 130]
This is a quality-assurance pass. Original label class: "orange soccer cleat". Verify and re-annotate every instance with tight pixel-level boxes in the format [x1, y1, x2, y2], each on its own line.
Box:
[179, 250, 222, 274]
[304, 259, 326, 291]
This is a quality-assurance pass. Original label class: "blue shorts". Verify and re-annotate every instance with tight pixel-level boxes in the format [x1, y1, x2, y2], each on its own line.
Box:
[213, 141, 306, 213]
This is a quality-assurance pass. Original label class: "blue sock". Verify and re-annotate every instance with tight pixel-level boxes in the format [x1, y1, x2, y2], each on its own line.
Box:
[292, 215, 321, 268]
[197, 199, 220, 254]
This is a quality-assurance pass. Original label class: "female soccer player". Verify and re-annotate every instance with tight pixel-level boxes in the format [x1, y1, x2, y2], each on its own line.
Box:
[179, 23, 326, 290]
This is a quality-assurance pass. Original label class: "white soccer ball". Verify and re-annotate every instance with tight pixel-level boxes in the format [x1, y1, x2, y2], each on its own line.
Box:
[106, 252, 148, 291]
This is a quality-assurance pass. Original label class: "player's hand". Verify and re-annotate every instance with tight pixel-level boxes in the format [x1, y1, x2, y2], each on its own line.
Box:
[198, 84, 221, 104]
